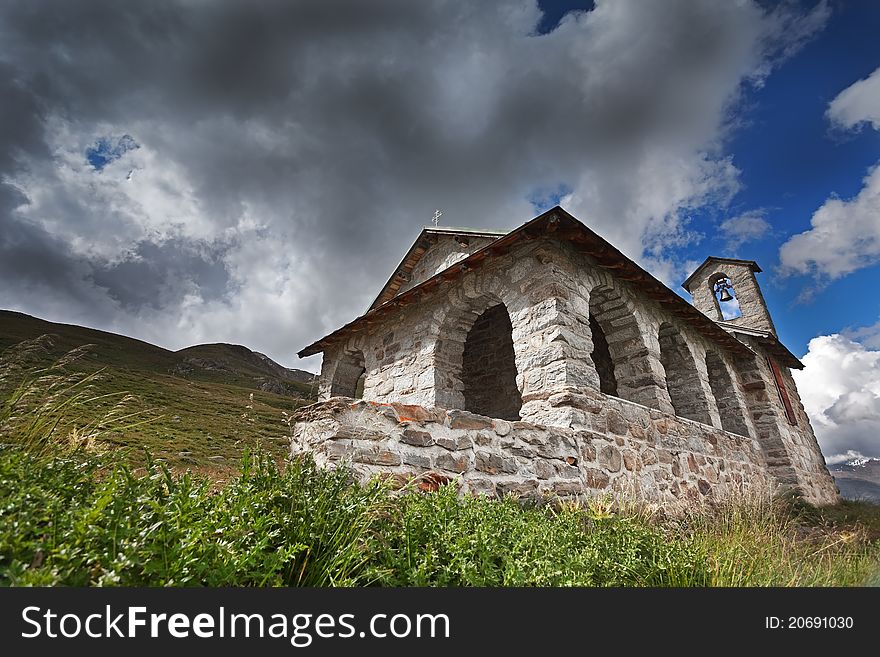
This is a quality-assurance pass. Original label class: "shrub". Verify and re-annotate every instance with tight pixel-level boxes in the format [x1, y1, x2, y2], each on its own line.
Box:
[367, 486, 709, 586]
[0, 447, 386, 586]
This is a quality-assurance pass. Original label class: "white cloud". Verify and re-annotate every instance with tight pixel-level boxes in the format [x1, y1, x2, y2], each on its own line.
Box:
[719, 209, 771, 251]
[793, 334, 880, 462]
[778, 163, 880, 279]
[843, 319, 880, 350]
[827, 65, 880, 131]
[779, 64, 880, 281]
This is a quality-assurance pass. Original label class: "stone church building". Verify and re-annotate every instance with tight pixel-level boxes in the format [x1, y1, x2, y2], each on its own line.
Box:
[294, 207, 838, 506]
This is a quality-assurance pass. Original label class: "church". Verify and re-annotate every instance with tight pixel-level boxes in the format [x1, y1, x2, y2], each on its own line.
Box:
[293, 207, 838, 506]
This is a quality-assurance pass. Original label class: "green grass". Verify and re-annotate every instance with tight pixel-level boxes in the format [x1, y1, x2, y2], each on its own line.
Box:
[0, 313, 317, 470]
[0, 447, 386, 586]
[1, 329, 878, 587]
[1, 444, 878, 587]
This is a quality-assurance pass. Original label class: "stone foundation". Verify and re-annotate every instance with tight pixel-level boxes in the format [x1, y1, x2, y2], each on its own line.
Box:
[292, 392, 786, 508]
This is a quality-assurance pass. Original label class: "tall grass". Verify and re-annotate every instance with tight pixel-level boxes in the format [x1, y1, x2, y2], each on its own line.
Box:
[0, 335, 155, 456]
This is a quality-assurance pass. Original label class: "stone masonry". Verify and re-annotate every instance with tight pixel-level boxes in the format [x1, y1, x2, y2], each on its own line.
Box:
[296, 208, 839, 506]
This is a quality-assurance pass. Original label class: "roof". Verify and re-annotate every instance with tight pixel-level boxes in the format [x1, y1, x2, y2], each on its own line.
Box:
[716, 322, 804, 369]
[682, 256, 763, 292]
[298, 207, 757, 359]
[367, 226, 507, 311]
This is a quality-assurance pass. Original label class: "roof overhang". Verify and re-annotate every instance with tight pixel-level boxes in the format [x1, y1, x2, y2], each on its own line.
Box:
[298, 207, 758, 360]
[716, 321, 804, 369]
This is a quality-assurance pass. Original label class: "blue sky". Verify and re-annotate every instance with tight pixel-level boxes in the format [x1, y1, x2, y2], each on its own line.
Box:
[702, 0, 880, 354]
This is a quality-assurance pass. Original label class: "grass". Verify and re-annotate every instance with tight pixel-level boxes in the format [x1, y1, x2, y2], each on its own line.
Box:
[2, 443, 878, 587]
[0, 447, 386, 586]
[0, 313, 317, 470]
[1, 334, 879, 587]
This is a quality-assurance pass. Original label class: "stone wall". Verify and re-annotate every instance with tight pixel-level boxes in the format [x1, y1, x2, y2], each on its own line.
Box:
[292, 391, 775, 507]
[398, 234, 497, 295]
[314, 236, 837, 505]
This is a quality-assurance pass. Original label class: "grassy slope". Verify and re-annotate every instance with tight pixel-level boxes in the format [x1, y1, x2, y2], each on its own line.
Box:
[0, 310, 317, 471]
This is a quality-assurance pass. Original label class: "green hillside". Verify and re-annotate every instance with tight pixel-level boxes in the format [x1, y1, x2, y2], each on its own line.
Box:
[0, 310, 318, 471]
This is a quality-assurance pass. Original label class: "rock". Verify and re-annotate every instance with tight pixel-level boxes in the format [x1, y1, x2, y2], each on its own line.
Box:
[447, 409, 494, 430]
[493, 419, 512, 436]
[583, 468, 610, 489]
[435, 434, 474, 451]
[401, 428, 434, 447]
[475, 451, 516, 475]
[496, 479, 538, 498]
[354, 449, 402, 466]
[598, 445, 622, 472]
[605, 410, 629, 436]
[534, 459, 556, 480]
[435, 452, 470, 473]
[402, 452, 431, 468]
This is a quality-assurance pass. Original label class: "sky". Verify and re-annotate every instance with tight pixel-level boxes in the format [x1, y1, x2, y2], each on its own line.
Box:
[1, 0, 879, 463]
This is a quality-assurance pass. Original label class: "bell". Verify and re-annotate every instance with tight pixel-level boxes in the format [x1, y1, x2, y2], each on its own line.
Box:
[718, 287, 734, 303]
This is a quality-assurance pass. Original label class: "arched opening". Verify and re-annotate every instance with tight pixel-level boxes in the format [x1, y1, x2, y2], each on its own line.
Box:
[588, 312, 618, 396]
[658, 322, 712, 424]
[732, 352, 797, 483]
[705, 351, 750, 436]
[329, 349, 366, 399]
[710, 272, 741, 320]
[461, 303, 522, 420]
[588, 286, 665, 408]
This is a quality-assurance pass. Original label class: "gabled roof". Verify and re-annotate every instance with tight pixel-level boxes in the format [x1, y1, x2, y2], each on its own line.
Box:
[367, 226, 506, 311]
[682, 256, 762, 292]
[298, 207, 758, 359]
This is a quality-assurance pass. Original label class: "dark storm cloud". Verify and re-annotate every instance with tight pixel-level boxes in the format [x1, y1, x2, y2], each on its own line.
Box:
[0, 0, 829, 367]
[89, 240, 231, 311]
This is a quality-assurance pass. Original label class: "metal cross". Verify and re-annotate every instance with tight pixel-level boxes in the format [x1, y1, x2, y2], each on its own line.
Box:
[432, 209, 442, 227]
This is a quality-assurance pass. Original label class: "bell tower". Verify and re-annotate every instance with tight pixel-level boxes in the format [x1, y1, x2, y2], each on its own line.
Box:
[682, 257, 776, 335]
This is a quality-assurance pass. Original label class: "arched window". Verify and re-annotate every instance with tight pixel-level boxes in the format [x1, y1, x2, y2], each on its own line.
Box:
[329, 349, 366, 399]
[710, 273, 741, 320]
[658, 322, 712, 424]
[588, 285, 663, 409]
[705, 351, 750, 436]
[461, 303, 522, 420]
[588, 312, 618, 396]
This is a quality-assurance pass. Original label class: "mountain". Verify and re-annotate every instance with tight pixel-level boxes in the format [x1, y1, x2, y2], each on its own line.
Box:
[0, 310, 317, 397]
[828, 458, 880, 503]
[0, 310, 318, 469]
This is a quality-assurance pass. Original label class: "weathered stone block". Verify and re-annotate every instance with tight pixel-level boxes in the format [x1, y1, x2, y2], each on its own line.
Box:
[435, 452, 470, 473]
[401, 428, 434, 447]
[436, 434, 474, 451]
[475, 451, 517, 475]
[354, 449, 402, 466]
[447, 409, 494, 430]
[583, 468, 610, 489]
[402, 452, 432, 468]
[496, 479, 539, 498]
[598, 445, 622, 472]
